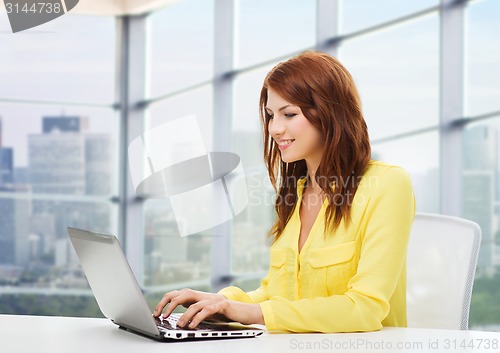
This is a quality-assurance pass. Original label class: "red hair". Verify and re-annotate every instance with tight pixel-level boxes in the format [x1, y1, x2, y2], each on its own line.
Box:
[260, 51, 371, 240]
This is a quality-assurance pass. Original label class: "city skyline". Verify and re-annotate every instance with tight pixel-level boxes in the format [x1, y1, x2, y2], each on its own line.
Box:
[0, 115, 113, 269]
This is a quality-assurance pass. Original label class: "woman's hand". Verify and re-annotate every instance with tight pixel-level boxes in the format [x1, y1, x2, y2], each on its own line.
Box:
[153, 288, 264, 329]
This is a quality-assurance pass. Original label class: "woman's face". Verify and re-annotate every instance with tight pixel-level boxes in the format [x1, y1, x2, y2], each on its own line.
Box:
[266, 88, 324, 167]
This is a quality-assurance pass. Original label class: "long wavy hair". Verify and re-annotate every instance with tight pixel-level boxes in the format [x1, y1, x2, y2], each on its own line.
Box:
[260, 51, 371, 240]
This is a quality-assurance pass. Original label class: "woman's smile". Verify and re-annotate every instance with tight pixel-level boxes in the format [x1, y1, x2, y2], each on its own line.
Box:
[277, 139, 295, 150]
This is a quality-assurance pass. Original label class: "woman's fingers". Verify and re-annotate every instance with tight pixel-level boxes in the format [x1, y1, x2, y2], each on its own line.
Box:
[176, 302, 202, 327]
[154, 291, 174, 317]
[153, 289, 200, 318]
[178, 300, 226, 328]
[153, 289, 235, 328]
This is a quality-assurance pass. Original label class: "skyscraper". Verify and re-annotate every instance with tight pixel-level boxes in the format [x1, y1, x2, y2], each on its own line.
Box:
[0, 117, 14, 184]
[42, 116, 88, 134]
[0, 117, 28, 266]
[28, 116, 113, 265]
[0, 148, 13, 184]
[29, 116, 113, 195]
[29, 133, 86, 194]
[85, 134, 113, 195]
[0, 184, 31, 266]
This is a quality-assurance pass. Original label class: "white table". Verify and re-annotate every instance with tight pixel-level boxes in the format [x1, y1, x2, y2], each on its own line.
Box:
[1, 314, 499, 353]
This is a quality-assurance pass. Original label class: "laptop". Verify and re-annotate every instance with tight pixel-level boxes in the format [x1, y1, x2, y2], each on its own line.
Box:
[67, 227, 264, 341]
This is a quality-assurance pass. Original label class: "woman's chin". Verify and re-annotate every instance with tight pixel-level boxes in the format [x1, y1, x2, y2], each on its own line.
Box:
[280, 154, 298, 164]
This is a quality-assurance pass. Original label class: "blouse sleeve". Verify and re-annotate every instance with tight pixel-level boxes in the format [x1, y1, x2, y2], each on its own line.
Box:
[218, 273, 270, 303]
[258, 166, 416, 332]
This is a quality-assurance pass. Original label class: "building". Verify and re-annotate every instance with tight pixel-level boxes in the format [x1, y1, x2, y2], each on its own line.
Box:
[0, 147, 13, 184]
[42, 116, 88, 134]
[0, 185, 31, 266]
[27, 117, 113, 265]
[0, 117, 14, 185]
[85, 134, 113, 195]
[28, 133, 86, 194]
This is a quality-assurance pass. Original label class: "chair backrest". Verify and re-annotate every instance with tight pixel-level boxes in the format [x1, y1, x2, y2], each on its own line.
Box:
[406, 213, 481, 330]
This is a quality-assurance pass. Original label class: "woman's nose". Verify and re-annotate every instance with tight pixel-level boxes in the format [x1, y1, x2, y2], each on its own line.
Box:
[268, 117, 285, 137]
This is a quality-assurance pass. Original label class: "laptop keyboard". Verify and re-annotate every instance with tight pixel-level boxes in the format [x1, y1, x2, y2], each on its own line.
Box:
[156, 314, 214, 331]
[156, 315, 180, 330]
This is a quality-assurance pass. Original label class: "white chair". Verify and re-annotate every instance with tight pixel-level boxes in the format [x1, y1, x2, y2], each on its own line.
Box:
[406, 213, 481, 330]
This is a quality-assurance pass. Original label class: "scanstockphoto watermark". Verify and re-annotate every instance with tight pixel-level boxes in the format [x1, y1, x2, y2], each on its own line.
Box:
[289, 338, 424, 351]
[289, 337, 499, 351]
[2, 0, 79, 33]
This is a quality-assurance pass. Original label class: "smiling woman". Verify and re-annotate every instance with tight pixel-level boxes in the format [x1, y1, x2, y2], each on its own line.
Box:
[154, 51, 416, 333]
[265, 88, 324, 166]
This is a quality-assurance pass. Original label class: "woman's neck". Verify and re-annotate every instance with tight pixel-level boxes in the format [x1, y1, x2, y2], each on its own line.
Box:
[306, 173, 323, 194]
[305, 159, 321, 190]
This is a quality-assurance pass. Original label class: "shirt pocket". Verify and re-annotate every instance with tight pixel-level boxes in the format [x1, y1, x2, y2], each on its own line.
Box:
[267, 248, 288, 297]
[307, 241, 357, 296]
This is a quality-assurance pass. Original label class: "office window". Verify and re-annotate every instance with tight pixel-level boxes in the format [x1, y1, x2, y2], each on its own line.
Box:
[462, 0, 500, 331]
[0, 106, 117, 194]
[372, 131, 440, 213]
[235, 0, 316, 69]
[339, 0, 438, 34]
[0, 14, 115, 103]
[462, 117, 500, 330]
[465, 0, 500, 116]
[0, 104, 118, 316]
[143, 200, 212, 288]
[143, 87, 213, 292]
[339, 14, 439, 141]
[149, 0, 214, 97]
[0, 10, 117, 317]
[147, 86, 213, 149]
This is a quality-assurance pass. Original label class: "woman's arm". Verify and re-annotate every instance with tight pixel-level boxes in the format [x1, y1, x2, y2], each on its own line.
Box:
[153, 250, 273, 328]
[217, 272, 271, 303]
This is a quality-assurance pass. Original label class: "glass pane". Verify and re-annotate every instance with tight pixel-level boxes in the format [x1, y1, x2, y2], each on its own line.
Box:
[371, 131, 440, 213]
[230, 167, 273, 274]
[231, 66, 277, 274]
[465, 0, 500, 116]
[339, 15, 439, 141]
[236, 0, 316, 69]
[143, 87, 213, 289]
[0, 14, 115, 103]
[150, 0, 214, 97]
[147, 86, 213, 148]
[462, 117, 500, 331]
[0, 197, 116, 316]
[0, 104, 118, 316]
[0, 104, 118, 196]
[143, 199, 212, 288]
[233, 65, 273, 139]
[340, 0, 438, 34]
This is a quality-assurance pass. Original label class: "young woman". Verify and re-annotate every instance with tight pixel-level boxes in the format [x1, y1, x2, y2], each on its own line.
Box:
[154, 51, 416, 333]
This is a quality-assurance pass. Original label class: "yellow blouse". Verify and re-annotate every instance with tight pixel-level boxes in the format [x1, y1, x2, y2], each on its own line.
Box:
[219, 161, 416, 333]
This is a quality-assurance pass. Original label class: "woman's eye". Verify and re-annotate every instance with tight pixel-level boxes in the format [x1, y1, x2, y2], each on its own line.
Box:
[285, 113, 297, 118]
[267, 113, 274, 119]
